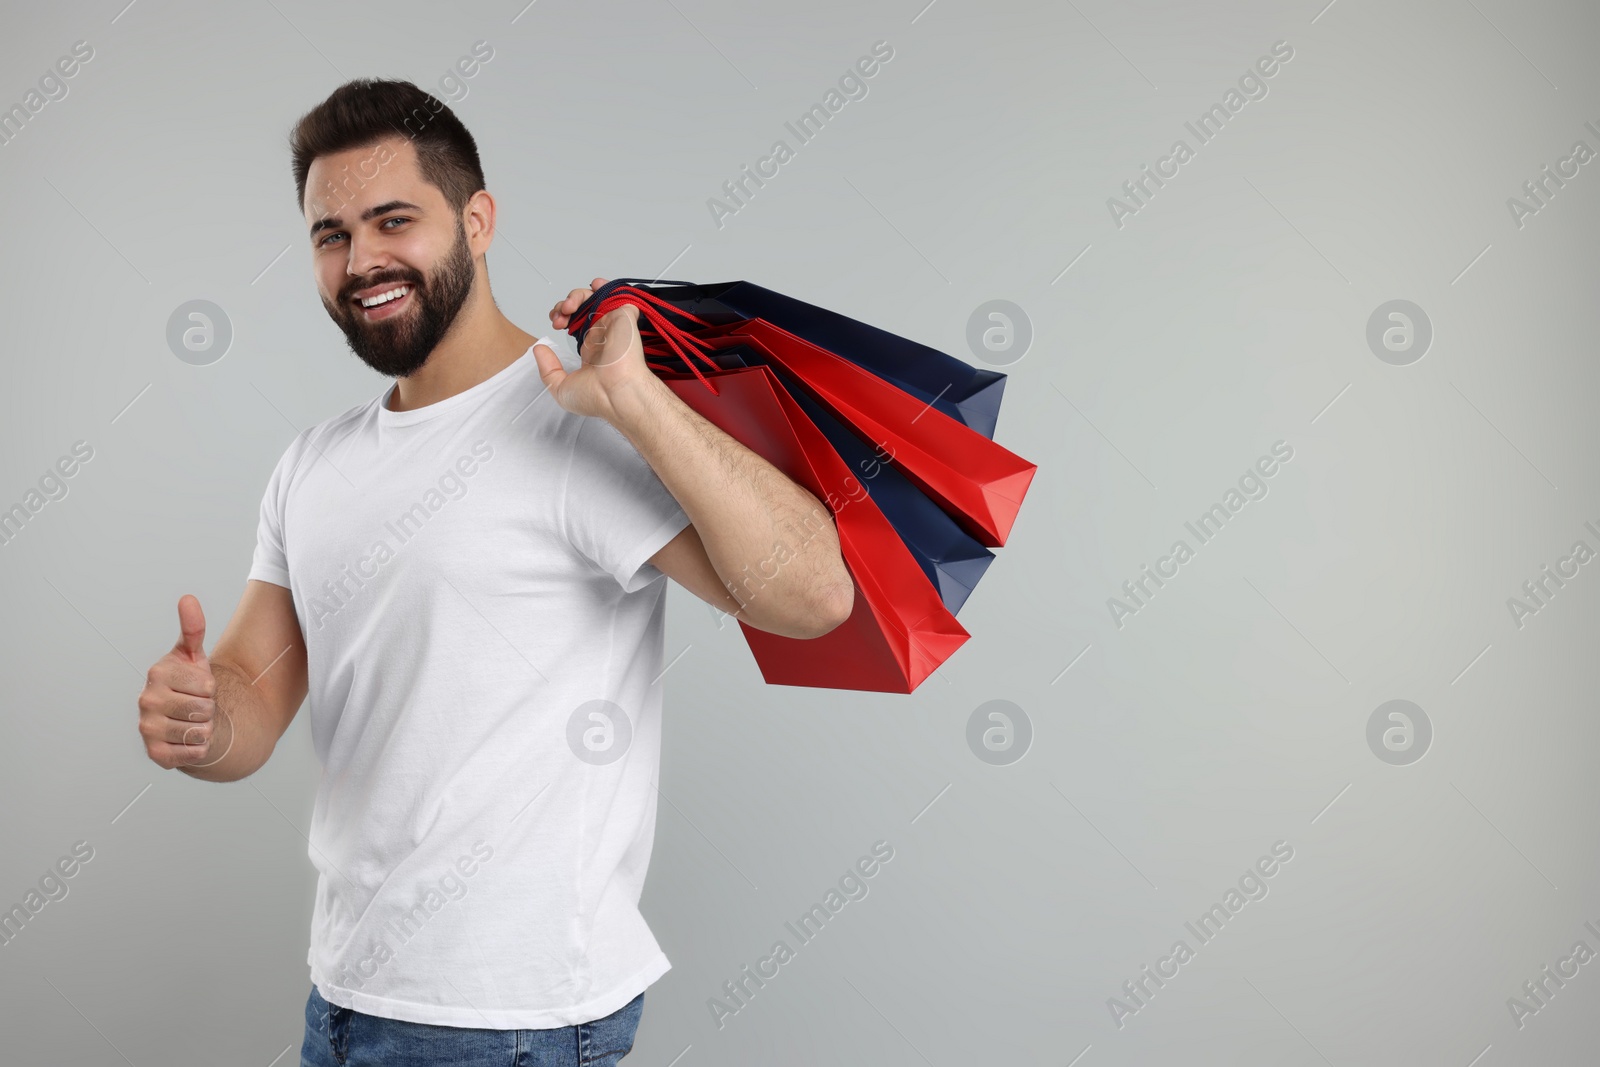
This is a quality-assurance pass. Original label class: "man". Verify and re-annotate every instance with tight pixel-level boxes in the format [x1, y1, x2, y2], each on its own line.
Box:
[134, 78, 852, 1066]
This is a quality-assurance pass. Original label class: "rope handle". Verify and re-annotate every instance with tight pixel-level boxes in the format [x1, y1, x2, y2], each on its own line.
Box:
[569, 278, 715, 345]
[588, 293, 718, 374]
[571, 284, 727, 395]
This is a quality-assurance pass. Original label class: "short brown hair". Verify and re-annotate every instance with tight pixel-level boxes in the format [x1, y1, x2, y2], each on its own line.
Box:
[288, 78, 486, 215]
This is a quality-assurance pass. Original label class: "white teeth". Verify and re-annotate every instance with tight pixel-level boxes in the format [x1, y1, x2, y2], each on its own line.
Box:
[359, 285, 410, 308]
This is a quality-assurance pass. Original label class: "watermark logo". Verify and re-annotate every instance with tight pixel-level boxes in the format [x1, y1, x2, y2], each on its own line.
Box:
[966, 699, 1032, 765]
[1366, 699, 1431, 765]
[566, 699, 633, 765]
[1365, 300, 1431, 366]
[166, 300, 233, 366]
[966, 300, 1032, 367]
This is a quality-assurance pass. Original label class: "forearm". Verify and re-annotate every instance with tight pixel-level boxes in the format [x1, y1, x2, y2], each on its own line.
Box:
[177, 662, 279, 783]
[608, 375, 851, 631]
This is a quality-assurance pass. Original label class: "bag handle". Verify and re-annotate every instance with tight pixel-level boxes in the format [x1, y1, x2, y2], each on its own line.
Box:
[576, 288, 725, 395]
[569, 278, 705, 346]
[587, 291, 716, 364]
[573, 285, 716, 343]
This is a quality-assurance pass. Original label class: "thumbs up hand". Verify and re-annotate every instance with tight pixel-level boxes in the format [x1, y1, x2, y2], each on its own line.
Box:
[138, 595, 224, 770]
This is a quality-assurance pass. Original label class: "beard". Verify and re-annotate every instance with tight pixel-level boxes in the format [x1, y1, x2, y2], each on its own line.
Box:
[322, 220, 476, 378]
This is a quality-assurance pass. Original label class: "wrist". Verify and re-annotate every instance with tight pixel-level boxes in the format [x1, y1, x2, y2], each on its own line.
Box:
[605, 371, 673, 435]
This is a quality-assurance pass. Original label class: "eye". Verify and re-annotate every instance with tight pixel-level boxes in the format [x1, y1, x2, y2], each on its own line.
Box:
[317, 217, 411, 248]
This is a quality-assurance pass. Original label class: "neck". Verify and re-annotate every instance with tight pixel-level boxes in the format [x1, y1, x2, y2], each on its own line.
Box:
[386, 284, 542, 412]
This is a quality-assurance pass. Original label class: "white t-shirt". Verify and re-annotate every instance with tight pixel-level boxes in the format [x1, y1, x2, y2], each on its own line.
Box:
[247, 335, 691, 1028]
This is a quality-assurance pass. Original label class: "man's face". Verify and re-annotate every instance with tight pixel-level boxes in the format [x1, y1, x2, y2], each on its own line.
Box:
[304, 137, 477, 378]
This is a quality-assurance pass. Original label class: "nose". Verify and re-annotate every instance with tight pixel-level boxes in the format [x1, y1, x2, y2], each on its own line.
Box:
[345, 230, 396, 289]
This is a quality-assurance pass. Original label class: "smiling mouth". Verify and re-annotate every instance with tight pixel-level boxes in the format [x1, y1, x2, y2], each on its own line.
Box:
[354, 284, 414, 320]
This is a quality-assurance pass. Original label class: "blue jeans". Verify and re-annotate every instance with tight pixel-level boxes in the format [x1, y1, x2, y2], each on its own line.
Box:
[300, 984, 644, 1066]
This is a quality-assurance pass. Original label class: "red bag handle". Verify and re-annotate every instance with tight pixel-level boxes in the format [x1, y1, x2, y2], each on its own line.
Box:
[569, 283, 719, 348]
[593, 295, 721, 392]
[577, 288, 726, 395]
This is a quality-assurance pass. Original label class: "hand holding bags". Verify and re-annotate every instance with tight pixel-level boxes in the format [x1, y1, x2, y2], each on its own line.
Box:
[566, 280, 1037, 693]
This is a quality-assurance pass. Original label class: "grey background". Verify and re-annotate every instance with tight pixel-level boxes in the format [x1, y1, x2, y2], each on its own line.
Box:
[1, 0, 1597, 1064]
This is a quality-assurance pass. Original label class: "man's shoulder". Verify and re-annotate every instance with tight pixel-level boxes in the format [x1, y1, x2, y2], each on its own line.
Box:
[511, 338, 591, 439]
[269, 395, 379, 481]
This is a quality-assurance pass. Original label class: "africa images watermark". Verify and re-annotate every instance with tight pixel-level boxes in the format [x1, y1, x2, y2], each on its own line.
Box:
[708, 441, 893, 630]
[0, 840, 96, 949]
[0, 440, 95, 549]
[330, 840, 495, 991]
[305, 439, 495, 630]
[420, 40, 495, 107]
[1106, 839, 1295, 1029]
[1504, 517, 1600, 630]
[1106, 441, 1295, 629]
[1107, 40, 1296, 229]
[1505, 118, 1600, 230]
[1505, 915, 1600, 1031]
[708, 505, 834, 630]
[304, 40, 494, 222]
[707, 840, 895, 1029]
[707, 40, 896, 230]
[0, 39, 95, 149]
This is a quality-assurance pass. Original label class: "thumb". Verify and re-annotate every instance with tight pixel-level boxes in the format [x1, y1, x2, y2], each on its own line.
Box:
[175, 594, 207, 662]
[531, 342, 568, 393]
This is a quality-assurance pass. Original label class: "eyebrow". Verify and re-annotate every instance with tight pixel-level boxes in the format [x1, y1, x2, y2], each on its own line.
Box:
[309, 200, 423, 239]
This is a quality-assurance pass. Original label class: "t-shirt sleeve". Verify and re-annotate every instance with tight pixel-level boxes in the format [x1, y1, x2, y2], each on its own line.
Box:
[561, 415, 691, 594]
[246, 437, 299, 590]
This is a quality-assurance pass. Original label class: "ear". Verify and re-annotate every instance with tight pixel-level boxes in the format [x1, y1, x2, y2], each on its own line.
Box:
[464, 189, 496, 254]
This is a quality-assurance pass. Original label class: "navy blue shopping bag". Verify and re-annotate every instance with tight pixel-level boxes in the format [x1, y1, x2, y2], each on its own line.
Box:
[575, 277, 1009, 439]
[645, 341, 996, 615]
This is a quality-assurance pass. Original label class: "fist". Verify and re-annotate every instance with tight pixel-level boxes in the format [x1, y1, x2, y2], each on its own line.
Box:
[138, 595, 222, 770]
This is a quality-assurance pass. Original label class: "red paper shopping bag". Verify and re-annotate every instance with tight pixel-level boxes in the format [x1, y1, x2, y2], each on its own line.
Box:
[658, 362, 969, 693]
